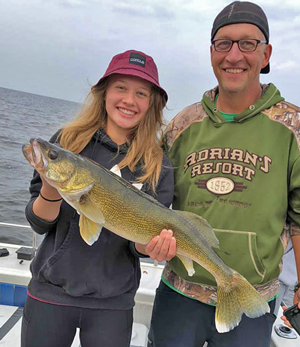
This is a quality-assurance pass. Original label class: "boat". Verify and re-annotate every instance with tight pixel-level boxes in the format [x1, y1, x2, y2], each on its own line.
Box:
[0, 222, 298, 346]
[0, 222, 161, 346]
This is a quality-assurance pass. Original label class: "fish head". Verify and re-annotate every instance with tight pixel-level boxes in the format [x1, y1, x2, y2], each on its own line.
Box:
[22, 138, 91, 191]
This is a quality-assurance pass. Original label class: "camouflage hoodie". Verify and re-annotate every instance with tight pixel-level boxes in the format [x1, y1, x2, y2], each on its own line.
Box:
[163, 83, 300, 305]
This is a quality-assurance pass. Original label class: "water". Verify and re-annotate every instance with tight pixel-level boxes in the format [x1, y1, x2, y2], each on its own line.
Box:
[0, 87, 81, 246]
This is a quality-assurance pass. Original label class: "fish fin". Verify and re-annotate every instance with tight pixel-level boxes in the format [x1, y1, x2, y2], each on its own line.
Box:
[215, 271, 270, 333]
[78, 194, 106, 223]
[79, 215, 103, 246]
[175, 210, 219, 248]
[177, 255, 195, 276]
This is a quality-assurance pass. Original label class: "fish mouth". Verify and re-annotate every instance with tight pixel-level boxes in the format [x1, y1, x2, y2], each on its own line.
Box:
[22, 138, 48, 173]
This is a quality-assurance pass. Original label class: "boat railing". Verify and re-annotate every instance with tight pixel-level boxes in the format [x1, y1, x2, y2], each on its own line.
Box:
[0, 222, 36, 249]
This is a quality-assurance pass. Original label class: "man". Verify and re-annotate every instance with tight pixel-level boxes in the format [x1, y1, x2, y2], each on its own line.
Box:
[147, 2, 300, 347]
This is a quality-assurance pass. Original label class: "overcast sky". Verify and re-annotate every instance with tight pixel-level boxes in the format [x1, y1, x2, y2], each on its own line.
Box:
[1, 0, 300, 120]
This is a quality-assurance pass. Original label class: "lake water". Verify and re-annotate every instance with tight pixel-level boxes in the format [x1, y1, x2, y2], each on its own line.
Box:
[0, 87, 81, 245]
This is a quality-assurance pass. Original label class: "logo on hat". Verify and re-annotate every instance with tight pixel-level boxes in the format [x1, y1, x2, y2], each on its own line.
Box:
[129, 53, 146, 68]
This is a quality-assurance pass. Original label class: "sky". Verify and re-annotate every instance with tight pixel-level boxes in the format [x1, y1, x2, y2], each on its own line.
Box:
[1, 0, 300, 120]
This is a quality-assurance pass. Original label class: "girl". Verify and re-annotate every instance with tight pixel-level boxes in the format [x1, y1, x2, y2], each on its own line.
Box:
[21, 50, 176, 347]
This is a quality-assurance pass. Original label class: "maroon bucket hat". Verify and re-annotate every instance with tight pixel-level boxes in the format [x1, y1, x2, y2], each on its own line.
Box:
[94, 50, 168, 101]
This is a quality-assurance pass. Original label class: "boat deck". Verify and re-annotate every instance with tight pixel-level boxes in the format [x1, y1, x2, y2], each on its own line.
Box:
[0, 243, 298, 346]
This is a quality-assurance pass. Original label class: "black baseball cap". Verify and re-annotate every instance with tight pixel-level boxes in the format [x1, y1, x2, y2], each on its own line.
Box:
[211, 1, 270, 74]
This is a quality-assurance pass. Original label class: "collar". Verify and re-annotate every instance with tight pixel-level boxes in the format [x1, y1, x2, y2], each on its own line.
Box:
[93, 128, 129, 154]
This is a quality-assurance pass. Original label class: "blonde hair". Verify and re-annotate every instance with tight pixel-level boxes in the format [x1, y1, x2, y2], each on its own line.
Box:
[59, 77, 167, 191]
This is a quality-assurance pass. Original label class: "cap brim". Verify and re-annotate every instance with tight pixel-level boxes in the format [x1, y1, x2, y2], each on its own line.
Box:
[260, 63, 270, 74]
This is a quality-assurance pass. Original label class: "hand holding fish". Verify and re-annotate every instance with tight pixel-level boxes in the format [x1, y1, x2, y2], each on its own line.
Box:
[135, 229, 176, 262]
[33, 178, 62, 222]
[39, 176, 62, 201]
[24, 148, 63, 222]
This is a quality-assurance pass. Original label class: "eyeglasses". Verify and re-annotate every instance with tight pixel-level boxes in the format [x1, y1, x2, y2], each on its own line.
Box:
[212, 39, 268, 52]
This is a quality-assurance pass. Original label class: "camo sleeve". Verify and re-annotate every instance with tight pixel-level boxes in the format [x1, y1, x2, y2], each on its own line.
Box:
[265, 101, 300, 233]
[290, 223, 300, 237]
[164, 102, 207, 151]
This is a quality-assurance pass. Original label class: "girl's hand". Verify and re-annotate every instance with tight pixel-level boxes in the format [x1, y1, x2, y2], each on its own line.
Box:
[32, 176, 62, 222]
[39, 176, 62, 200]
[135, 229, 176, 262]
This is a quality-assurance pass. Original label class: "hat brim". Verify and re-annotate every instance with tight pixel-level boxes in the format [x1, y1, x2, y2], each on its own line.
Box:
[94, 68, 168, 101]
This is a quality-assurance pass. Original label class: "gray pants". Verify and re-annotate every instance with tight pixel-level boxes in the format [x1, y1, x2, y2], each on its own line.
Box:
[21, 296, 133, 347]
[148, 281, 276, 347]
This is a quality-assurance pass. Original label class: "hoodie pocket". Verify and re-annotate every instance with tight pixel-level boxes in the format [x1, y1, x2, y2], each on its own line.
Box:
[47, 223, 76, 268]
[41, 222, 138, 298]
[213, 228, 266, 284]
[31, 220, 75, 283]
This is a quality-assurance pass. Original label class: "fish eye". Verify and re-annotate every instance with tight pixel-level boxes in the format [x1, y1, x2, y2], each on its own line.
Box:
[48, 149, 58, 160]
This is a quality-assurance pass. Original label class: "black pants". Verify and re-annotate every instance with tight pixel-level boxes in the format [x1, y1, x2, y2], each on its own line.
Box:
[21, 296, 133, 347]
[148, 281, 276, 347]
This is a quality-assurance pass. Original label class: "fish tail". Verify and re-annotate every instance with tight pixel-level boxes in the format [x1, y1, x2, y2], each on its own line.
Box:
[215, 271, 270, 333]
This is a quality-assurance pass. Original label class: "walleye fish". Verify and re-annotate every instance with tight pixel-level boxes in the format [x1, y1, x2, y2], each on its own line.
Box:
[22, 138, 270, 333]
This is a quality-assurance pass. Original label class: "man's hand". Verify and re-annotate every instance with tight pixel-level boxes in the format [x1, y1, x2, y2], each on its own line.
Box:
[135, 229, 176, 262]
[280, 290, 300, 328]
